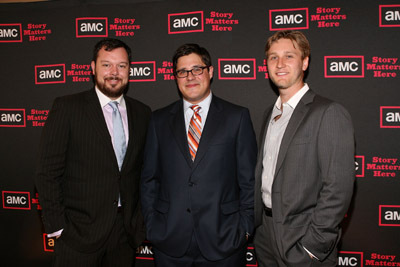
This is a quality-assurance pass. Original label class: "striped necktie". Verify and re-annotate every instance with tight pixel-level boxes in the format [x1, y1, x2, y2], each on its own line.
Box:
[188, 105, 202, 161]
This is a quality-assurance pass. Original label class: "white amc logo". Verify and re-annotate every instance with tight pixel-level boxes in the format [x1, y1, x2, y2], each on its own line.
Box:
[0, 109, 26, 127]
[0, 24, 22, 42]
[129, 61, 156, 82]
[379, 205, 400, 226]
[380, 5, 400, 27]
[2, 191, 31, 210]
[269, 8, 309, 31]
[338, 252, 363, 267]
[380, 106, 400, 128]
[324, 56, 364, 78]
[218, 59, 256, 80]
[76, 17, 108, 38]
[168, 11, 204, 34]
[35, 64, 66, 84]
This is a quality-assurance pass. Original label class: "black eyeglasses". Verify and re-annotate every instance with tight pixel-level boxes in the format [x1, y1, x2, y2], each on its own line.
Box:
[175, 66, 209, 78]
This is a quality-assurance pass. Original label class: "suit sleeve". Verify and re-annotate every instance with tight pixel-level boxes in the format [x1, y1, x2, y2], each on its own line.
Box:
[300, 103, 355, 260]
[35, 98, 69, 233]
[236, 109, 258, 235]
[140, 116, 160, 230]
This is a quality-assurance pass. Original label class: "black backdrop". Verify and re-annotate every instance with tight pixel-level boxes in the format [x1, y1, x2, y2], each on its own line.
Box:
[1, 0, 400, 266]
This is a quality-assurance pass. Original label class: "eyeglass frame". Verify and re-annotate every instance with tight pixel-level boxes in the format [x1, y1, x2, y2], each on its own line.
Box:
[175, 66, 209, 78]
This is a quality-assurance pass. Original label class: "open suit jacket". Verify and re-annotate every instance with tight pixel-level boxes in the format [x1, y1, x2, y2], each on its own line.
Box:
[254, 89, 355, 266]
[35, 89, 151, 253]
[141, 95, 257, 261]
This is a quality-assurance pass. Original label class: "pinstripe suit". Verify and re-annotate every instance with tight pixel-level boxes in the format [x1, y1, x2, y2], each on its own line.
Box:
[254, 90, 355, 266]
[35, 89, 150, 258]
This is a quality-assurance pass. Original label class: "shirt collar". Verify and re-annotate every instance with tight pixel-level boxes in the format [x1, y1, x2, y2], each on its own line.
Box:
[95, 87, 126, 109]
[183, 91, 212, 112]
[274, 83, 309, 111]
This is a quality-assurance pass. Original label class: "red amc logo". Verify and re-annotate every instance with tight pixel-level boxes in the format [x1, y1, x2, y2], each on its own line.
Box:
[35, 64, 66, 85]
[380, 106, 400, 128]
[324, 56, 364, 78]
[0, 23, 22, 42]
[379, 205, 400, 226]
[269, 8, 309, 31]
[379, 5, 400, 27]
[130, 61, 156, 82]
[2, 191, 31, 210]
[218, 59, 256, 80]
[338, 251, 364, 267]
[0, 109, 26, 127]
[246, 246, 258, 266]
[168, 11, 204, 34]
[76, 17, 108, 38]
[355, 155, 365, 178]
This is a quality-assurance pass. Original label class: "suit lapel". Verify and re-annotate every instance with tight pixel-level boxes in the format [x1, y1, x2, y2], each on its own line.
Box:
[169, 100, 193, 167]
[84, 89, 119, 170]
[274, 90, 315, 177]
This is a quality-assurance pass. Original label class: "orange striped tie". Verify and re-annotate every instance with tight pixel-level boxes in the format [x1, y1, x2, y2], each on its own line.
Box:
[188, 105, 202, 161]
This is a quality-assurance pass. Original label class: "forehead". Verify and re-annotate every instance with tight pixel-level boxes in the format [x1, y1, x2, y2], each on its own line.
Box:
[97, 47, 129, 61]
[268, 38, 300, 54]
[176, 53, 204, 68]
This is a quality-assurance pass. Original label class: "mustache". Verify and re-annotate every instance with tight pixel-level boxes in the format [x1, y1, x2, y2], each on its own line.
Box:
[104, 76, 122, 81]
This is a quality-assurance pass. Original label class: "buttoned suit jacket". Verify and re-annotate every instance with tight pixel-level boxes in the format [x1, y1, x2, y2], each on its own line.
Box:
[141, 95, 257, 261]
[35, 89, 151, 253]
[254, 89, 355, 266]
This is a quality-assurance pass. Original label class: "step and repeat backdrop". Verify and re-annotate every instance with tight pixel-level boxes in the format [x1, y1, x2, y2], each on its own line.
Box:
[1, 0, 399, 266]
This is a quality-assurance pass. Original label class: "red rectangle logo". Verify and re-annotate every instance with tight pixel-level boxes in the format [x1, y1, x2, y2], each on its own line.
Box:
[2, 191, 31, 210]
[355, 155, 365, 178]
[380, 106, 400, 128]
[324, 56, 364, 78]
[35, 64, 66, 84]
[338, 251, 364, 267]
[379, 205, 400, 226]
[130, 61, 156, 82]
[0, 24, 22, 42]
[269, 8, 309, 31]
[168, 11, 204, 34]
[0, 109, 26, 127]
[218, 59, 256, 80]
[76, 17, 108, 37]
[379, 5, 400, 27]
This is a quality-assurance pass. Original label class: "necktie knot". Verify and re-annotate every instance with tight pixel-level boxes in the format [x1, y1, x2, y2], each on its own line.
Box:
[108, 101, 119, 111]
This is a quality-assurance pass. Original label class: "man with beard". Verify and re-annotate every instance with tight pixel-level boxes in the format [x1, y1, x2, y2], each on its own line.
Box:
[35, 38, 151, 267]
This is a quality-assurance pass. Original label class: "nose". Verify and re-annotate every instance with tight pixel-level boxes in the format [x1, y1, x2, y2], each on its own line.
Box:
[110, 64, 119, 75]
[277, 57, 285, 68]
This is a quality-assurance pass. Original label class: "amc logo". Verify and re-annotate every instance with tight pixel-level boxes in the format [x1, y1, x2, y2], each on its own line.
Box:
[379, 5, 400, 27]
[218, 59, 256, 80]
[130, 61, 156, 82]
[168, 11, 204, 34]
[43, 234, 55, 252]
[76, 17, 108, 38]
[2, 191, 31, 210]
[246, 246, 257, 266]
[136, 240, 154, 260]
[355, 155, 365, 178]
[324, 56, 364, 78]
[0, 109, 26, 127]
[380, 106, 400, 128]
[269, 8, 309, 31]
[0, 24, 22, 42]
[338, 251, 363, 267]
[379, 205, 400, 226]
[35, 64, 66, 84]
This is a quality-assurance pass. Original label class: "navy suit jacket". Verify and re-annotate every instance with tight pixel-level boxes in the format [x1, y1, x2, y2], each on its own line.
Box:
[141, 95, 257, 261]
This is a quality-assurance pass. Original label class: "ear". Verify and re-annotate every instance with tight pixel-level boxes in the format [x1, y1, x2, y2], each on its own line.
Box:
[208, 65, 214, 79]
[302, 57, 309, 71]
[90, 61, 96, 75]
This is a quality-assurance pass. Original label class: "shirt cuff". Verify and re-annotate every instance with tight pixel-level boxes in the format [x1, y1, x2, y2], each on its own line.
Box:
[47, 229, 63, 238]
[303, 245, 319, 260]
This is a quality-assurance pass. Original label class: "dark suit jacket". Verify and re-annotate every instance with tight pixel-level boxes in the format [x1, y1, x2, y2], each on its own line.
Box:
[254, 90, 355, 265]
[141, 95, 257, 261]
[35, 89, 151, 253]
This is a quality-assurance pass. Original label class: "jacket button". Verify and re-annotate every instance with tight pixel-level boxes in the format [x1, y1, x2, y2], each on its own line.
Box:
[113, 200, 118, 205]
[187, 208, 191, 213]
[188, 182, 194, 187]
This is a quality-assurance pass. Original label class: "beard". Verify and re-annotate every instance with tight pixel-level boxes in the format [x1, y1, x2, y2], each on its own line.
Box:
[95, 76, 128, 99]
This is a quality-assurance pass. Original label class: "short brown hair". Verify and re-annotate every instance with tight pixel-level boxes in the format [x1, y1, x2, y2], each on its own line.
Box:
[265, 30, 310, 60]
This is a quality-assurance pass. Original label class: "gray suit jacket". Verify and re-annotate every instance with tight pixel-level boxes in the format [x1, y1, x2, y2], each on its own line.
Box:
[254, 89, 355, 265]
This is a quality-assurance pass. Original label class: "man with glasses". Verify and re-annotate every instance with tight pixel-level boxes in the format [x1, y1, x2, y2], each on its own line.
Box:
[141, 43, 257, 266]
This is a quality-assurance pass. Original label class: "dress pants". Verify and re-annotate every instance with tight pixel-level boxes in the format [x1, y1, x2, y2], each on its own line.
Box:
[254, 211, 337, 267]
[53, 212, 135, 267]
[153, 233, 247, 267]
